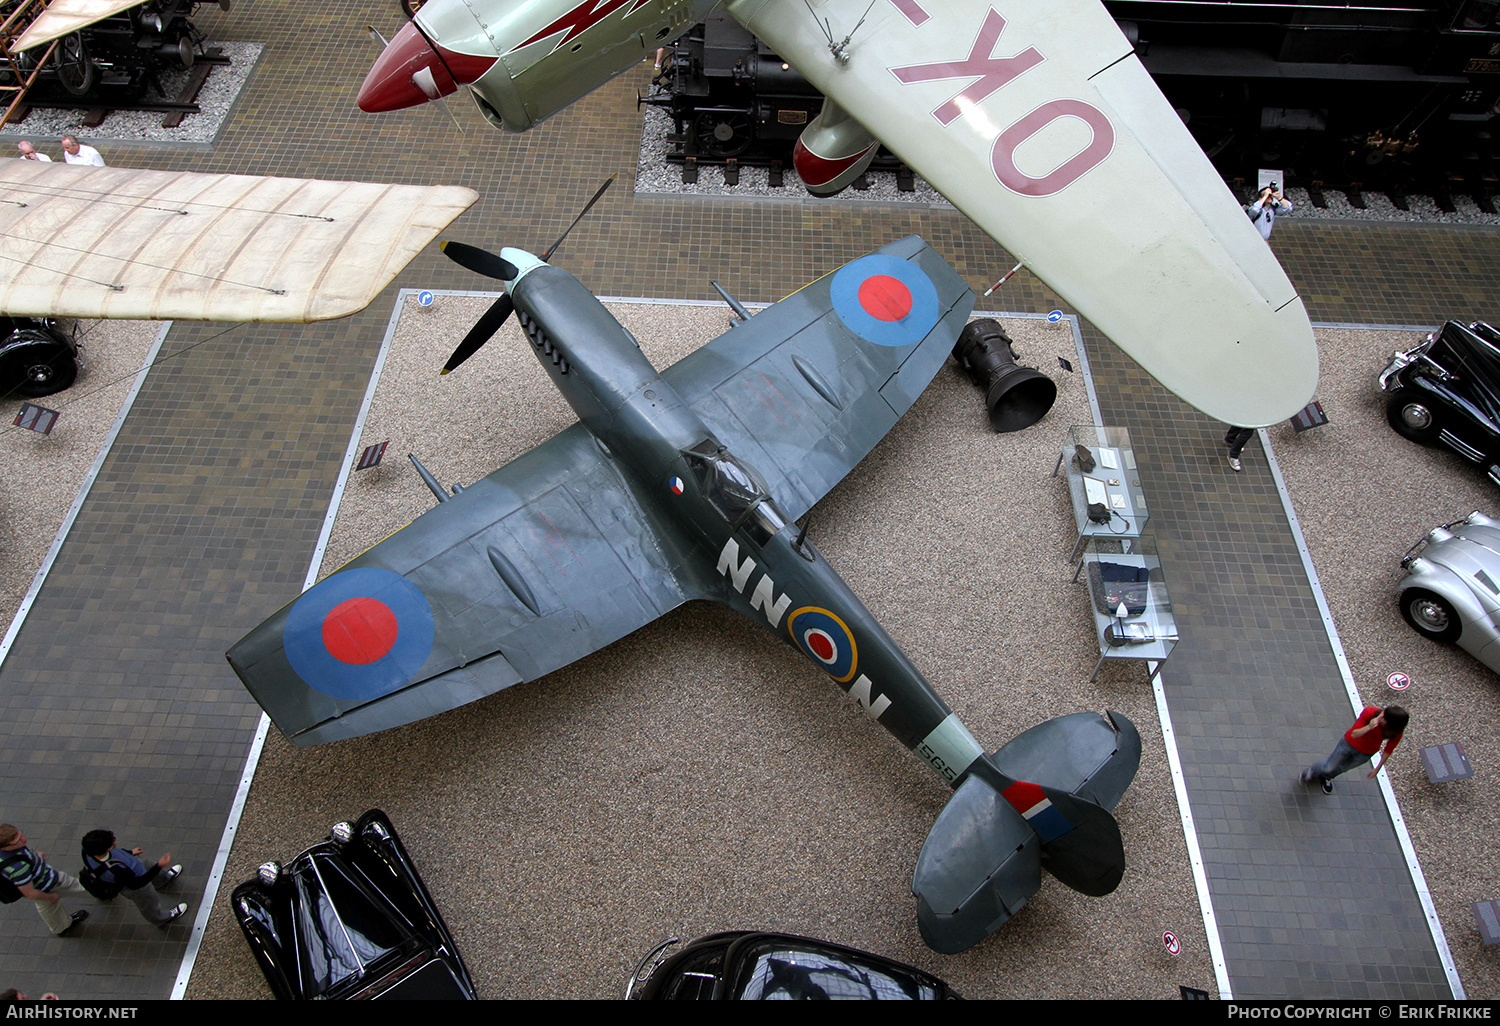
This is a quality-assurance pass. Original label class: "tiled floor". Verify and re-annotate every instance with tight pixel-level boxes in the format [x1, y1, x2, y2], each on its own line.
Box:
[1, 0, 1497, 1001]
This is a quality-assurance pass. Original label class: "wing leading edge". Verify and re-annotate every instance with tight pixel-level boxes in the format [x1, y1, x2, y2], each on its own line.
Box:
[729, 0, 1318, 427]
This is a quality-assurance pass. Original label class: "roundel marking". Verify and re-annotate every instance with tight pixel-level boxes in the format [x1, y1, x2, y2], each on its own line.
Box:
[858, 275, 912, 322]
[668, 476, 685, 495]
[830, 253, 940, 348]
[322, 597, 399, 665]
[786, 606, 858, 683]
[283, 567, 435, 701]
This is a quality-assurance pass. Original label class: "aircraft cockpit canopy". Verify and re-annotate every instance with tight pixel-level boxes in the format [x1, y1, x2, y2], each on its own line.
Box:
[683, 439, 789, 544]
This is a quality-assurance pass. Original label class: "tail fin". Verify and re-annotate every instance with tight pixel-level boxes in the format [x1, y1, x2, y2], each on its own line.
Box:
[912, 748, 1129, 953]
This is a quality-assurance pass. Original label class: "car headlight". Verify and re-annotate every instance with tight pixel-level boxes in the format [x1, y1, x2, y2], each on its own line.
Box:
[330, 821, 354, 846]
[257, 861, 282, 887]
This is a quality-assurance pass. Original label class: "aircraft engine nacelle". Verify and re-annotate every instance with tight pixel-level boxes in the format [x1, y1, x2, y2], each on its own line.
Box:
[359, 0, 721, 132]
[793, 98, 879, 196]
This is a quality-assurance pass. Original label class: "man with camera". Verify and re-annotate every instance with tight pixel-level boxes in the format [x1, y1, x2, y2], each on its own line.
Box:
[1248, 182, 1293, 240]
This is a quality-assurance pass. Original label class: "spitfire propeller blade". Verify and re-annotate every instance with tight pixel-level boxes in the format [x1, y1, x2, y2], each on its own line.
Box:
[440, 173, 614, 375]
[440, 293, 513, 375]
[440, 240, 517, 281]
[540, 173, 617, 262]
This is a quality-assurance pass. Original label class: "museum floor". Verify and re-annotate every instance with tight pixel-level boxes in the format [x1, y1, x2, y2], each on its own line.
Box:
[2, 0, 1498, 1002]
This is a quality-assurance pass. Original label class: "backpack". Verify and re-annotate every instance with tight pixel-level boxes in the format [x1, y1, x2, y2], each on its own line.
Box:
[0, 854, 22, 904]
[78, 855, 123, 900]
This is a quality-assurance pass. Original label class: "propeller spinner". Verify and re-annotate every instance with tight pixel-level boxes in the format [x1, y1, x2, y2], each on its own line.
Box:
[437, 174, 617, 375]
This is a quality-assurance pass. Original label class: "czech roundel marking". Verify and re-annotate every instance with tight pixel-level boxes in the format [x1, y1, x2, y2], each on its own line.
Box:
[1388, 671, 1410, 691]
[829, 254, 939, 348]
[668, 476, 684, 495]
[785, 606, 859, 683]
[1164, 931, 1180, 956]
[283, 567, 435, 702]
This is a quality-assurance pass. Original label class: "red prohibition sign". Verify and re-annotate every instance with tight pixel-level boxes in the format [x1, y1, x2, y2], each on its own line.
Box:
[1163, 931, 1181, 956]
[1388, 671, 1411, 691]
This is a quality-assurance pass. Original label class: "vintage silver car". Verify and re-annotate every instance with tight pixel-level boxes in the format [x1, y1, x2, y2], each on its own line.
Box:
[1398, 512, 1500, 672]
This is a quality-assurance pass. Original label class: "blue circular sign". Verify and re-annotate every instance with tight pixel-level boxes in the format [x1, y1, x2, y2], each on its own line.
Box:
[1047, 309, 1063, 322]
[283, 567, 435, 701]
[417, 290, 434, 307]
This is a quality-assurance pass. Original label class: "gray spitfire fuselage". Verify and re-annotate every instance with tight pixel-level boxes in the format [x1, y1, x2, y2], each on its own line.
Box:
[226, 237, 1140, 953]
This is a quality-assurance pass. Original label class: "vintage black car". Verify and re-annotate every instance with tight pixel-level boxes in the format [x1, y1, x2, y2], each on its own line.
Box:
[0, 316, 79, 399]
[1380, 321, 1500, 485]
[230, 809, 475, 1000]
[626, 931, 961, 1000]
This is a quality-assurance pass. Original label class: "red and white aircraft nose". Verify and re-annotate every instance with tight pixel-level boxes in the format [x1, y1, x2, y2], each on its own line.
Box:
[358, 21, 496, 113]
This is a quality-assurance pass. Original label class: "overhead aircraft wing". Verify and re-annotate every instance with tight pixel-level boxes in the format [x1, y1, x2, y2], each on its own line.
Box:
[0, 162, 478, 322]
[11, 0, 151, 52]
[663, 235, 975, 521]
[228, 422, 716, 746]
[727, 0, 1318, 428]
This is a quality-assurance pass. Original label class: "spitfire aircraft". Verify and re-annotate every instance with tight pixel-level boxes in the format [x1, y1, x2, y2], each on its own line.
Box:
[358, 0, 1319, 430]
[226, 217, 1142, 953]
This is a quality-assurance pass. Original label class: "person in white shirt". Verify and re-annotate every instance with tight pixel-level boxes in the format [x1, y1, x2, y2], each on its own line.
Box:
[60, 135, 105, 166]
[16, 141, 51, 162]
[1247, 184, 1292, 240]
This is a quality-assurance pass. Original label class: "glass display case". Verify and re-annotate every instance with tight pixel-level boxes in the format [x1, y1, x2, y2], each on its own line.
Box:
[1075, 534, 1177, 682]
[1054, 425, 1150, 560]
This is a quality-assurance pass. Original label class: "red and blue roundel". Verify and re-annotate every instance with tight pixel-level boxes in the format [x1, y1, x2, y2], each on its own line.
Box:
[786, 606, 859, 683]
[283, 567, 435, 701]
[830, 254, 939, 348]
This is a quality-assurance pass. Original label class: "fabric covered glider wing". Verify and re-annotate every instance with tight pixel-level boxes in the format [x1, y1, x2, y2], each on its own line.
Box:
[227, 424, 701, 746]
[664, 235, 974, 521]
[0, 162, 477, 322]
[728, 0, 1317, 428]
[10, 0, 151, 52]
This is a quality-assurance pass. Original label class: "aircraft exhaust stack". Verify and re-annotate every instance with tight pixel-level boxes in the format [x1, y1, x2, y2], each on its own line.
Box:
[951, 318, 1057, 433]
[912, 711, 1140, 953]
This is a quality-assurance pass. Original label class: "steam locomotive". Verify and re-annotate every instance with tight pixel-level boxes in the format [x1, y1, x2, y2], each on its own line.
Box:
[644, 1, 1500, 196]
[1, 0, 217, 101]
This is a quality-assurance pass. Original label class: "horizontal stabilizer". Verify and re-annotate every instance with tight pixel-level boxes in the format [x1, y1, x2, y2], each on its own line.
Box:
[913, 711, 1140, 952]
[912, 770, 1041, 954]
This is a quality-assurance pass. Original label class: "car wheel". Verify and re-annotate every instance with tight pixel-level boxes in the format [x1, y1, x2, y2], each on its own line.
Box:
[1386, 390, 1442, 444]
[1400, 588, 1462, 643]
[0, 330, 78, 398]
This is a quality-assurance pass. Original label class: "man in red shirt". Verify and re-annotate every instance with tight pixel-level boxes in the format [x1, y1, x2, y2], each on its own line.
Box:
[1301, 705, 1408, 794]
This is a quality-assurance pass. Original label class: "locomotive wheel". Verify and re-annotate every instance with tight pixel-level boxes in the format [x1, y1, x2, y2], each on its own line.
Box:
[55, 33, 98, 97]
[0, 331, 78, 398]
[692, 110, 754, 159]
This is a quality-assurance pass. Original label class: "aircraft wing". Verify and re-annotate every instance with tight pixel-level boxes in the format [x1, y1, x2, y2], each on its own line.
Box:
[727, 0, 1318, 428]
[12, 0, 151, 52]
[227, 423, 712, 746]
[0, 162, 477, 322]
[662, 235, 975, 521]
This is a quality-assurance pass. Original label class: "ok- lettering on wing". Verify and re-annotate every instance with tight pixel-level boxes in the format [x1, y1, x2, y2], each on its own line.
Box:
[663, 235, 975, 521]
[227, 424, 707, 746]
[729, 0, 1318, 428]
